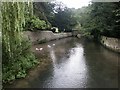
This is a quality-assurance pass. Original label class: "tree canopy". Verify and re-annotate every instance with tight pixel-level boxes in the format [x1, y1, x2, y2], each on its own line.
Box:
[74, 2, 120, 39]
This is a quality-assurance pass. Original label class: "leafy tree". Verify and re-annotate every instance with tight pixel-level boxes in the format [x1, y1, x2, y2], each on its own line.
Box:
[51, 3, 77, 32]
[33, 2, 78, 32]
[33, 2, 55, 28]
[25, 16, 49, 31]
[76, 2, 120, 39]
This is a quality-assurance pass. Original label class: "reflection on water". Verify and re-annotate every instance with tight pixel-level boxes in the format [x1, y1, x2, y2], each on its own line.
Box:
[44, 43, 88, 88]
[50, 48, 57, 65]
[30, 37, 118, 88]
[6, 37, 119, 88]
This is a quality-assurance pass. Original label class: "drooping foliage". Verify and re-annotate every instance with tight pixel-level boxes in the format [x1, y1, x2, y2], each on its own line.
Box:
[2, 1, 38, 83]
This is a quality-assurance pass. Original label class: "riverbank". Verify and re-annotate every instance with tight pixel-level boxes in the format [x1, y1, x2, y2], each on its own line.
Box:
[3, 31, 72, 87]
[4, 37, 119, 88]
[4, 51, 52, 88]
[23, 31, 72, 44]
[100, 36, 120, 53]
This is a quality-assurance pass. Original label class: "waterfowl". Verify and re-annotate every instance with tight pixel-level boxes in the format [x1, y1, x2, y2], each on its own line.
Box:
[39, 48, 43, 51]
[53, 44, 55, 46]
[47, 45, 51, 48]
[36, 48, 39, 51]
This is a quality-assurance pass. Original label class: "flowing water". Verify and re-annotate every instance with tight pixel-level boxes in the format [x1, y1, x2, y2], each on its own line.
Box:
[7, 37, 119, 88]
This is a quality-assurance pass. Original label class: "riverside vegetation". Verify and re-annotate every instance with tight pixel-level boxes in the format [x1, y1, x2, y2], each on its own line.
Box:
[2, 0, 120, 85]
[2, 1, 49, 84]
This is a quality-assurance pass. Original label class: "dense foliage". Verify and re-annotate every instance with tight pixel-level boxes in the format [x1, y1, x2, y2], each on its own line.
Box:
[75, 2, 120, 39]
[52, 7, 77, 32]
[29, 1, 120, 37]
[33, 2, 78, 32]
[25, 16, 49, 31]
[2, 2, 38, 83]
[23, 2, 50, 31]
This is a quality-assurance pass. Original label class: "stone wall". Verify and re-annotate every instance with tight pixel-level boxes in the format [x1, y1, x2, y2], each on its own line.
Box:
[72, 30, 79, 36]
[100, 36, 120, 53]
[23, 31, 72, 44]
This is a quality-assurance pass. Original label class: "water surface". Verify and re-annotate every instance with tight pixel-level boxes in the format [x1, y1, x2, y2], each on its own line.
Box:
[8, 37, 119, 88]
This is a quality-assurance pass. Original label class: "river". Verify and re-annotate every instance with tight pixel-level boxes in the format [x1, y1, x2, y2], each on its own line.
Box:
[6, 37, 119, 88]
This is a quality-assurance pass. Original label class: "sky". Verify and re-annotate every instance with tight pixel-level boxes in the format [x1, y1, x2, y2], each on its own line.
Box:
[56, 0, 92, 9]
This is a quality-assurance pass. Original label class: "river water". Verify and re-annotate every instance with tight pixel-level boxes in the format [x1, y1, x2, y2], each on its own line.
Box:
[7, 37, 119, 88]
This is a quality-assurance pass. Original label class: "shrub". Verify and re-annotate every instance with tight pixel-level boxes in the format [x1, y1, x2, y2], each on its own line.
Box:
[25, 16, 49, 31]
[2, 39, 38, 84]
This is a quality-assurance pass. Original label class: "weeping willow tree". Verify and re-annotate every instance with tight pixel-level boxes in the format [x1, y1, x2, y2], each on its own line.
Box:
[2, 1, 38, 83]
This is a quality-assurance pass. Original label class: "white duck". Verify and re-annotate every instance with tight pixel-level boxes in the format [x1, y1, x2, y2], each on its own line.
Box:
[35, 48, 39, 51]
[47, 45, 51, 48]
[39, 48, 43, 51]
[53, 44, 55, 46]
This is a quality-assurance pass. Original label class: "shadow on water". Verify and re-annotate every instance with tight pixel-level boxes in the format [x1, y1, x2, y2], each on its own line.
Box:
[6, 37, 119, 88]
[83, 39, 119, 88]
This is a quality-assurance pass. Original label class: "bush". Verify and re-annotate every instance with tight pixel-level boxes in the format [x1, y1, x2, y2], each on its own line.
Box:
[25, 16, 50, 31]
[2, 39, 39, 84]
[3, 52, 38, 83]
